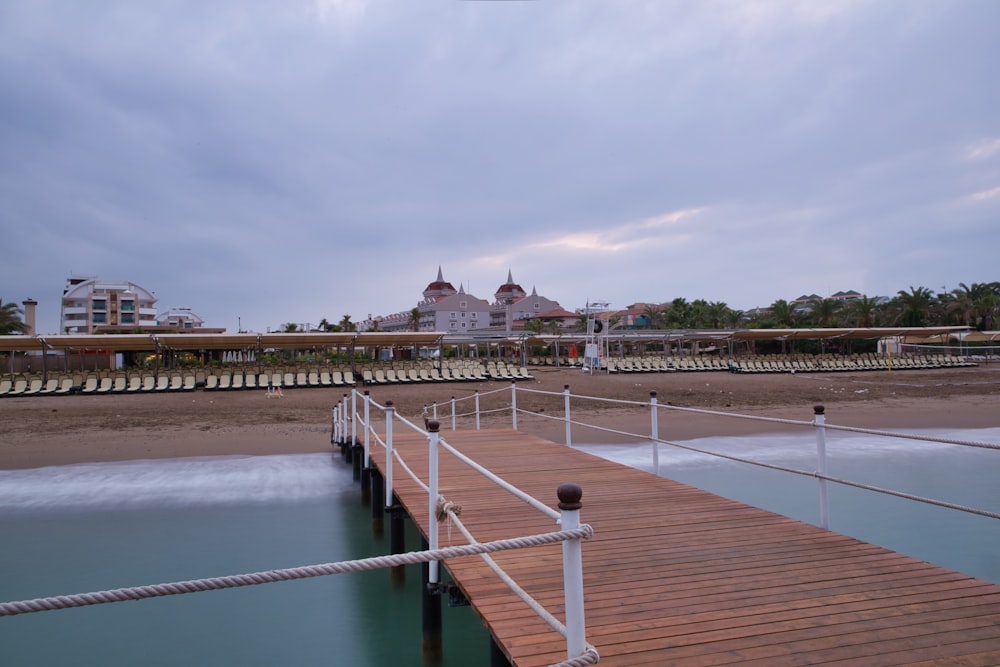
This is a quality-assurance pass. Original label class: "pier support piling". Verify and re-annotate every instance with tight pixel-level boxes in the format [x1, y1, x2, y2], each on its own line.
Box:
[370, 467, 384, 536]
[421, 537, 443, 663]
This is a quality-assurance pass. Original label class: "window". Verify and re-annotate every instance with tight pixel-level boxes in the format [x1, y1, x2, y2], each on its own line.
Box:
[92, 300, 107, 311]
[534, 302, 540, 310]
[92, 313, 107, 323]
[450, 312, 456, 318]
[461, 312, 466, 318]
[121, 313, 134, 324]
[120, 301, 135, 312]
[460, 301, 467, 308]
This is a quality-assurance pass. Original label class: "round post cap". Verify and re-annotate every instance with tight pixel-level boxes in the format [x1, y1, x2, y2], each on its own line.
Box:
[557, 483, 583, 510]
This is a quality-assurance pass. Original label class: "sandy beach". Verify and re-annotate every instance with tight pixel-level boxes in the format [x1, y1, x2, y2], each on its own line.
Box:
[1, 364, 999, 470]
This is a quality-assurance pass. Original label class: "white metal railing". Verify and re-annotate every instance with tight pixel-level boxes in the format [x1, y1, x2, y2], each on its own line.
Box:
[338, 383, 1000, 532]
[336, 388, 598, 665]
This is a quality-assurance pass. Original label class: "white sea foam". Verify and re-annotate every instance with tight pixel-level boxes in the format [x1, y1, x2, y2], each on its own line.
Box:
[577, 427, 1000, 472]
[0, 453, 349, 513]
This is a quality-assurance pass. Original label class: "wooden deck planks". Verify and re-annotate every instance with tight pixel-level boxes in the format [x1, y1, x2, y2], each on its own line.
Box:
[369, 428, 1000, 666]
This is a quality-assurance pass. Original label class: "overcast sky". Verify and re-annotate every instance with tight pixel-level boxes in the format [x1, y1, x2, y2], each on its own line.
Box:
[2, 1, 998, 335]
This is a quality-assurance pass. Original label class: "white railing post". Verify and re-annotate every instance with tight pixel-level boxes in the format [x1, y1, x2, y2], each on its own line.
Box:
[363, 390, 371, 467]
[814, 405, 830, 529]
[451, 396, 456, 431]
[511, 381, 518, 430]
[474, 390, 481, 430]
[558, 483, 587, 661]
[351, 389, 358, 446]
[384, 401, 395, 508]
[564, 384, 572, 446]
[341, 394, 349, 443]
[650, 391, 660, 476]
[331, 404, 339, 444]
[432, 401, 438, 420]
[427, 420, 441, 584]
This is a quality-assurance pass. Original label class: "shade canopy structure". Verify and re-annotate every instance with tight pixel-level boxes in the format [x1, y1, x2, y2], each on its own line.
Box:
[0, 327, 974, 357]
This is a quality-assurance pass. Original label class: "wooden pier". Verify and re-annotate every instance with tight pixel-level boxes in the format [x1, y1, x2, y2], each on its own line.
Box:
[371, 428, 1000, 666]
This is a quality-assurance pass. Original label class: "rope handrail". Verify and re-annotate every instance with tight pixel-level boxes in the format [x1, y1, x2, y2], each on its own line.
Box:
[437, 434, 561, 521]
[512, 407, 1000, 521]
[820, 422, 1000, 451]
[443, 508, 598, 659]
[0, 526, 592, 618]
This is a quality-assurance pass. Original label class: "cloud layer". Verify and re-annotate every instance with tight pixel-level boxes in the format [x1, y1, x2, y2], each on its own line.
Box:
[2, 1, 998, 334]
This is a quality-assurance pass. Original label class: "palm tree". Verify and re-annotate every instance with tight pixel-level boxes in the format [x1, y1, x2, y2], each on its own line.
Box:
[408, 307, 422, 332]
[846, 296, 879, 328]
[768, 299, 796, 328]
[643, 304, 665, 329]
[705, 301, 731, 329]
[0, 299, 28, 335]
[339, 314, 356, 332]
[665, 298, 689, 328]
[893, 286, 935, 327]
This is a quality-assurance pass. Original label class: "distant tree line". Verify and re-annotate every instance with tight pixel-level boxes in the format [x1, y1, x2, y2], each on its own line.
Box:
[612, 282, 1000, 332]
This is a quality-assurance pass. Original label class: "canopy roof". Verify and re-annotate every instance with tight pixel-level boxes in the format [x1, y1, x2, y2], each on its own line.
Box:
[0, 326, 976, 354]
[0, 331, 446, 353]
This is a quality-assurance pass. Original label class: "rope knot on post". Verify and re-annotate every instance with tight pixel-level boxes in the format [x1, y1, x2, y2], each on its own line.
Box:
[436, 499, 462, 522]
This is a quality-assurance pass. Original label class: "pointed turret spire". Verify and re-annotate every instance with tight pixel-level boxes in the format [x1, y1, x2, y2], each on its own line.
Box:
[507, 269, 514, 284]
[437, 266, 445, 282]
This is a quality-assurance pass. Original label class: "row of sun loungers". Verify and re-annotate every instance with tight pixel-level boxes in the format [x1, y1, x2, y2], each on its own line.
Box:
[0, 362, 537, 397]
[530, 353, 977, 374]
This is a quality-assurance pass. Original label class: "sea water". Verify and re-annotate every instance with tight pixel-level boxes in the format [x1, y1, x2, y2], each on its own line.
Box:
[2, 431, 999, 665]
[0, 454, 489, 666]
[578, 427, 1000, 585]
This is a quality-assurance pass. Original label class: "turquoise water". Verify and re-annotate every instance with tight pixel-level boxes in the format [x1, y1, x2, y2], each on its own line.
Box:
[0, 454, 489, 666]
[2, 428, 998, 665]
[579, 427, 1000, 585]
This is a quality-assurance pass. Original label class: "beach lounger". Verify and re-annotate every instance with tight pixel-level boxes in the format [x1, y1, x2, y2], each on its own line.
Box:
[8, 378, 29, 396]
[111, 376, 127, 393]
[153, 375, 169, 391]
[285, 372, 296, 387]
[96, 377, 114, 394]
[204, 375, 219, 390]
[0, 378, 11, 396]
[125, 376, 142, 392]
[307, 371, 320, 387]
[23, 377, 44, 396]
[342, 372, 356, 386]
[319, 371, 332, 387]
[181, 374, 197, 391]
[80, 376, 99, 394]
[331, 371, 344, 387]
[231, 372, 245, 390]
[408, 369, 421, 383]
[167, 374, 183, 391]
[140, 375, 156, 392]
[38, 378, 60, 395]
[52, 377, 73, 394]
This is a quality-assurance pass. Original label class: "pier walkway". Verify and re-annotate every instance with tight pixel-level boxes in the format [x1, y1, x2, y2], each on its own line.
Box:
[378, 427, 1000, 666]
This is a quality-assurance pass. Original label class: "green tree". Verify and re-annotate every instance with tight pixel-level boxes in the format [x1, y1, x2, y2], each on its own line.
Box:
[893, 286, 936, 327]
[846, 296, 880, 328]
[408, 307, 422, 332]
[768, 299, 796, 327]
[0, 299, 28, 334]
[339, 314, 356, 332]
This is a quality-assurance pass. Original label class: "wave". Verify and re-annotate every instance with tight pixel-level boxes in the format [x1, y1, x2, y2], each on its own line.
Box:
[0, 453, 350, 514]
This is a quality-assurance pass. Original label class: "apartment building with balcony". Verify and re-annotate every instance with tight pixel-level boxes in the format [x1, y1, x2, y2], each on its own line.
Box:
[60, 275, 158, 334]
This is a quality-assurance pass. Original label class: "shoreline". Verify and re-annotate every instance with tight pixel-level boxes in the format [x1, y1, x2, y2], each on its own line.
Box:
[2, 365, 999, 470]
